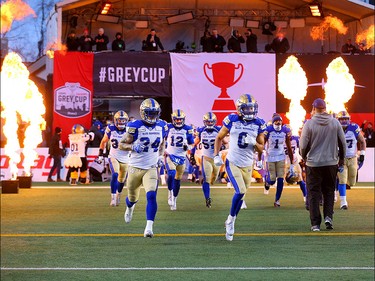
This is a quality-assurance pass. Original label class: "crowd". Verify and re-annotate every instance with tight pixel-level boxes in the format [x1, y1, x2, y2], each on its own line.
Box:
[65, 26, 372, 55]
[47, 92, 368, 240]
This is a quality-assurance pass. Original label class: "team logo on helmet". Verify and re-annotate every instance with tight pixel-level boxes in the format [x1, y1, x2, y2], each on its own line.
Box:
[203, 112, 217, 129]
[171, 109, 186, 128]
[140, 98, 161, 125]
[236, 94, 258, 121]
[114, 110, 129, 130]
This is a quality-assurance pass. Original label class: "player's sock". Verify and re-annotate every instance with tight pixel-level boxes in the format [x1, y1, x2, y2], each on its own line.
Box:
[230, 193, 244, 217]
[167, 170, 176, 191]
[202, 181, 210, 199]
[275, 178, 284, 201]
[125, 197, 137, 208]
[117, 181, 125, 193]
[298, 181, 307, 197]
[338, 183, 346, 197]
[146, 191, 157, 221]
[110, 173, 118, 194]
[173, 179, 181, 197]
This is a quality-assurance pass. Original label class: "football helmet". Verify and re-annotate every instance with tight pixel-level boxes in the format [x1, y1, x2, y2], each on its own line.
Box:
[236, 94, 258, 121]
[72, 124, 85, 134]
[114, 110, 129, 130]
[336, 111, 350, 128]
[171, 109, 186, 128]
[286, 170, 299, 185]
[203, 112, 217, 129]
[140, 98, 161, 125]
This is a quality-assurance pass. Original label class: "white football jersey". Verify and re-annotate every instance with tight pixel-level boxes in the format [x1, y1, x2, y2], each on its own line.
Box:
[165, 124, 195, 157]
[264, 124, 291, 162]
[196, 126, 221, 158]
[222, 114, 266, 168]
[105, 124, 130, 163]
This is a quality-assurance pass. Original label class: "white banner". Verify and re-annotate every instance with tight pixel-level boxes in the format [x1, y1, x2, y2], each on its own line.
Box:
[0, 148, 99, 182]
[170, 53, 276, 126]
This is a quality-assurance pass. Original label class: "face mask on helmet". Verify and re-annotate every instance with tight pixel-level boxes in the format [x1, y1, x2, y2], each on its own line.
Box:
[114, 111, 129, 130]
[286, 170, 299, 185]
[339, 118, 350, 127]
[203, 112, 217, 129]
[140, 99, 161, 125]
[236, 94, 258, 121]
[171, 110, 186, 128]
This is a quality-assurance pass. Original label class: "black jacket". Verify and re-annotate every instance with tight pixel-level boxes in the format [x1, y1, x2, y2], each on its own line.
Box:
[145, 34, 164, 51]
[49, 133, 64, 157]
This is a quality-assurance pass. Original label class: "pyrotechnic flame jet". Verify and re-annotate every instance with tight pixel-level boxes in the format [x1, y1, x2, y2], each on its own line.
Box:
[308, 78, 365, 90]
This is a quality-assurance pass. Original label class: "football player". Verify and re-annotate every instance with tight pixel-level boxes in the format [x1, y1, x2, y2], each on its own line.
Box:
[214, 94, 266, 241]
[64, 124, 95, 185]
[336, 111, 366, 209]
[119, 98, 167, 238]
[98, 110, 129, 206]
[191, 112, 221, 208]
[263, 114, 294, 207]
[165, 109, 195, 210]
[284, 134, 308, 207]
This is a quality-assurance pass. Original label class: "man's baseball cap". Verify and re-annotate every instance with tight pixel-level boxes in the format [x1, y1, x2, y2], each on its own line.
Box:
[312, 98, 326, 109]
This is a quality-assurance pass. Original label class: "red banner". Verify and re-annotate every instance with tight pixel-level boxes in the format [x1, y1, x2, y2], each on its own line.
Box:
[53, 51, 94, 144]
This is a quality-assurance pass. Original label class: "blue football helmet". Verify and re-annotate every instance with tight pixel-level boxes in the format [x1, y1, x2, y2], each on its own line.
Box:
[236, 94, 258, 121]
[286, 170, 299, 185]
[114, 110, 128, 130]
[203, 112, 217, 129]
[140, 98, 161, 125]
[171, 109, 186, 128]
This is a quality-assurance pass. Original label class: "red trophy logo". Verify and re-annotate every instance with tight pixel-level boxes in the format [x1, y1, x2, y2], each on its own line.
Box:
[203, 62, 244, 124]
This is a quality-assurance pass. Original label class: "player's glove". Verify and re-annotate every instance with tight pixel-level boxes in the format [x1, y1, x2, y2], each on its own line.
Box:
[338, 158, 344, 173]
[256, 160, 263, 170]
[189, 154, 196, 166]
[357, 154, 365, 169]
[183, 144, 188, 151]
[132, 143, 145, 153]
[97, 155, 104, 162]
[214, 154, 223, 166]
[157, 156, 164, 167]
[244, 134, 256, 145]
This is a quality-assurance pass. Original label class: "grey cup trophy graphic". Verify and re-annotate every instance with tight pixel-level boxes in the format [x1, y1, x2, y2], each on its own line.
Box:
[203, 62, 244, 124]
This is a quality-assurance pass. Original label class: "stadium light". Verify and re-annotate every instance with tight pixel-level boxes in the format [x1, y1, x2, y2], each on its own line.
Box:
[309, 1, 323, 17]
[100, 1, 112, 15]
[166, 12, 194, 24]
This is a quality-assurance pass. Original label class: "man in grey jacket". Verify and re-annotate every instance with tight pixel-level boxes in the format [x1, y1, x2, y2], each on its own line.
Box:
[300, 98, 346, 231]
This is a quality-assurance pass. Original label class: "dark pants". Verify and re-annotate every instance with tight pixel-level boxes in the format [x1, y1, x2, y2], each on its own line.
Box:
[306, 165, 338, 227]
[48, 155, 62, 179]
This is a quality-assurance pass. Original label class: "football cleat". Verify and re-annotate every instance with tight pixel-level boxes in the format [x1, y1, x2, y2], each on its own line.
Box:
[140, 98, 161, 125]
[114, 110, 129, 130]
[124, 205, 135, 223]
[340, 204, 348, 210]
[171, 109, 186, 128]
[168, 190, 173, 206]
[203, 112, 217, 129]
[241, 201, 247, 209]
[235, 94, 258, 121]
[274, 201, 281, 207]
[110, 198, 116, 207]
[144, 229, 154, 238]
[225, 216, 235, 241]
[205, 198, 212, 208]
[70, 179, 77, 186]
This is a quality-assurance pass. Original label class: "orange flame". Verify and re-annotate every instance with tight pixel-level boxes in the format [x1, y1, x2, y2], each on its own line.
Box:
[324, 57, 355, 114]
[356, 25, 374, 49]
[278, 55, 308, 135]
[0, 52, 46, 179]
[46, 42, 68, 59]
[310, 16, 348, 40]
[0, 0, 36, 34]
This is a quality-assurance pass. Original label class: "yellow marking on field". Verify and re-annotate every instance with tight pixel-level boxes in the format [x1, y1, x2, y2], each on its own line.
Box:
[1, 232, 374, 237]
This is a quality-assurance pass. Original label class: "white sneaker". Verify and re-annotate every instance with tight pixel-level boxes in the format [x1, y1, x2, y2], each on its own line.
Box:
[241, 201, 247, 209]
[144, 229, 154, 238]
[116, 193, 121, 206]
[168, 190, 173, 206]
[264, 188, 269, 195]
[124, 205, 135, 223]
[225, 216, 235, 241]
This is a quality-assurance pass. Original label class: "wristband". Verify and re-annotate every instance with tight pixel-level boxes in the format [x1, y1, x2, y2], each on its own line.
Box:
[360, 150, 365, 156]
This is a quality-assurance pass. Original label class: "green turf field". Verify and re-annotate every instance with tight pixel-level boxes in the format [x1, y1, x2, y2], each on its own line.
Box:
[1, 183, 374, 281]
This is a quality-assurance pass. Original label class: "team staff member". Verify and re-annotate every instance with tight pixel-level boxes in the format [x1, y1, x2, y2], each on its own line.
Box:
[300, 98, 346, 231]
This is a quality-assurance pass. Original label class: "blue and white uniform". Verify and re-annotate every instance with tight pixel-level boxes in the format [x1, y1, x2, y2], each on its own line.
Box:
[105, 124, 129, 163]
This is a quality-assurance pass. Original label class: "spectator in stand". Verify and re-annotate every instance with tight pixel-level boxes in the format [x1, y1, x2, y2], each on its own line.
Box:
[79, 29, 94, 52]
[211, 29, 226, 53]
[145, 29, 165, 52]
[66, 30, 80, 51]
[112, 32, 125, 51]
[94, 28, 109, 52]
[47, 127, 65, 182]
[362, 121, 374, 147]
[227, 29, 245, 53]
[200, 30, 214, 52]
[357, 42, 370, 55]
[245, 29, 258, 53]
[341, 39, 357, 54]
[267, 31, 290, 54]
